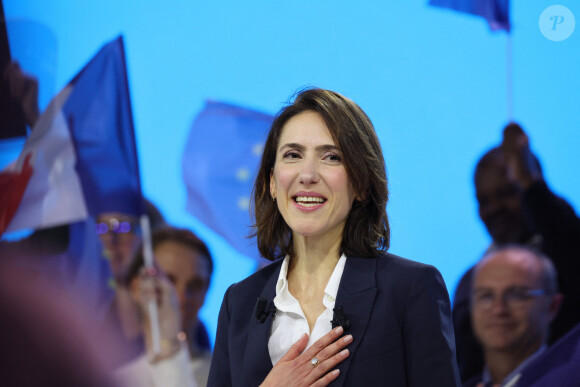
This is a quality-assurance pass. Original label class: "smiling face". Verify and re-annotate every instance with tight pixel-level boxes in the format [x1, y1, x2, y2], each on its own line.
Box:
[270, 111, 357, 243]
[471, 249, 557, 356]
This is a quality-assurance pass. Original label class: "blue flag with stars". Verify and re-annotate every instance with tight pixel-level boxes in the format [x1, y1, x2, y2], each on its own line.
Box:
[182, 100, 273, 261]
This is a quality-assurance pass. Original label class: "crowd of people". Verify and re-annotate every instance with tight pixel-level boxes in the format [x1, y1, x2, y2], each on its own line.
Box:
[2, 62, 580, 386]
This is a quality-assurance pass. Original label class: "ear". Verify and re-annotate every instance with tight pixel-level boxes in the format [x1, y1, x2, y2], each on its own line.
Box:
[548, 293, 564, 322]
[270, 169, 276, 198]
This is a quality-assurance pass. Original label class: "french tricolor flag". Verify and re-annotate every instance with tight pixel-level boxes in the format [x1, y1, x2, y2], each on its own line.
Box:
[1, 36, 144, 235]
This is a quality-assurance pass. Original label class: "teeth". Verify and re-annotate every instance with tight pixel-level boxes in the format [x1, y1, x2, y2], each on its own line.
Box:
[299, 202, 322, 207]
[295, 196, 325, 206]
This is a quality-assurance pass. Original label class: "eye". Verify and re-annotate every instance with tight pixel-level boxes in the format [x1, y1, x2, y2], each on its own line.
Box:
[186, 278, 208, 294]
[283, 150, 301, 159]
[323, 153, 342, 162]
[472, 290, 494, 304]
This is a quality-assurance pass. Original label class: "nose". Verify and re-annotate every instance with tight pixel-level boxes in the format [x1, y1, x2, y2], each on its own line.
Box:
[489, 295, 510, 315]
[176, 286, 188, 308]
[298, 157, 320, 185]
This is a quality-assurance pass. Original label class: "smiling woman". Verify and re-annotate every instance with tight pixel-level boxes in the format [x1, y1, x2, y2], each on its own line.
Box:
[207, 88, 461, 387]
[270, 111, 357, 242]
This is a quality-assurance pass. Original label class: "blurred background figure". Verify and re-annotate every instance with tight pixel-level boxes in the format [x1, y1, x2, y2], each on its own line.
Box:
[96, 199, 168, 365]
[119, 226, 213, 387]
[1, 61, 38, 133]
[0, 262, 120, 387]
[453, 123, 580, 383]
[466, 245, 562, 387]
[97, 200, 166, 283]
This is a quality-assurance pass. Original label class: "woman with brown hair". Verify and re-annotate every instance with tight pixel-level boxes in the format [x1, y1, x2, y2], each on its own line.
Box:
[208, 88, 460, 386]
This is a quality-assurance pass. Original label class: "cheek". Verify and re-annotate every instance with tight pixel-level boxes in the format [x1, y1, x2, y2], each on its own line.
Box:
[272, 168, 295, 196]
[274, 167, 291, 185]
[506, 199, 523, 212]
[329, 171, 355, 202]
[470, 310, 485, 330]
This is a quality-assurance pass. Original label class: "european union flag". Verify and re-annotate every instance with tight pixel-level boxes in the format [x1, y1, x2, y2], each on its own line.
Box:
[429, 0, 510, 32]
[182, 101, 273, 261]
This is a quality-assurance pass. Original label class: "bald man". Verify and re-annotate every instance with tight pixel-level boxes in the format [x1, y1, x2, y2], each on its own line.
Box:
[466, 246, 562, 387]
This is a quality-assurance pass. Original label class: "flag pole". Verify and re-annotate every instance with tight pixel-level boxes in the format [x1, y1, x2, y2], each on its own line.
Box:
[140, 214, 161, 355]
[506, 33, 513, 122]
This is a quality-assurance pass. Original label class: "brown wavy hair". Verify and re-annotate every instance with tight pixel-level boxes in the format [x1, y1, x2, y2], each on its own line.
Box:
[250, 88, 390, 261]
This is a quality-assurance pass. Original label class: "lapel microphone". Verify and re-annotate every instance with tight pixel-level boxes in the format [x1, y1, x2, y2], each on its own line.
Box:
[254, 297, 274, 323]
[331, 306, 351, 331]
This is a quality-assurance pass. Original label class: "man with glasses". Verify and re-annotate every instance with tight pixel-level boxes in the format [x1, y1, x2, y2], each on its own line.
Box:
[466, 245, 562, 387]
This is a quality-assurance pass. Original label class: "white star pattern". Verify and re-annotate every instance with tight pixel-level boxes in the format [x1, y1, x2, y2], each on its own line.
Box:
[236, 167, 250, 182]
[237, 196, 250, 210]
[252, 143, 264, 157]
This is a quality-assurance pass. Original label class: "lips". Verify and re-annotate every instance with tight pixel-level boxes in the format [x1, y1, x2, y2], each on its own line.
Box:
[484, 321, 517, 331]
[293, 193, 327, 208]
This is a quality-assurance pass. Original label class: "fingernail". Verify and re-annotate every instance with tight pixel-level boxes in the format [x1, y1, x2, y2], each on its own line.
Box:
[331, 369, 340, 376]
[334, 326, 343, 335]
[340, 349, 349, 357]
[343, 335, 353, 343]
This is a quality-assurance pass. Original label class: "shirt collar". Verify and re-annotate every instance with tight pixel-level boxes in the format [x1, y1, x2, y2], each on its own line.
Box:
[323, 254, 346, 308]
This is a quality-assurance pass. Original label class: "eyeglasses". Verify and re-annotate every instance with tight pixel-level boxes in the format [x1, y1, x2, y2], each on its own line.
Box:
[96, 217, 138, 235]
[471, 287, 548, 310]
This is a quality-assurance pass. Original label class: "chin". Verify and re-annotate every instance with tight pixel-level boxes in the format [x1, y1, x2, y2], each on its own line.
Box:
[290, 224, 322, 237]
[489, 229, 521, 244]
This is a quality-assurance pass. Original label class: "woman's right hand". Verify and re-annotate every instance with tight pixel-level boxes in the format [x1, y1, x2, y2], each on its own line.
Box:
[260, 326, 353, 387]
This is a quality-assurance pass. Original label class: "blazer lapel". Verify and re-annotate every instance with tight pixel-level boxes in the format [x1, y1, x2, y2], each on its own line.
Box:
[332, 257, 378, 387]
[242, 262, 281, 387]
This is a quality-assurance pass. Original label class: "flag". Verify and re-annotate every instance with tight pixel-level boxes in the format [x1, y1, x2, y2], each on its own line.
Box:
[0, 36, 144, 235]
[182, 100, 273, 261]
[429, 0, 510, 32]
[65, 216, 116, 323]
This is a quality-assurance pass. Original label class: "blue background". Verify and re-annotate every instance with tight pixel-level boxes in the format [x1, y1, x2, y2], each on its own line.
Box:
[4, 0, 579, 347]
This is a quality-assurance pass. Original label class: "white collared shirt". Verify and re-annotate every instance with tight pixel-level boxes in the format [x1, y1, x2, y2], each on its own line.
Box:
[267, 254, 347, 365]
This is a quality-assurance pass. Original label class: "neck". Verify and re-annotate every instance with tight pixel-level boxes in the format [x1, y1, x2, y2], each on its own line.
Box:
[287, 242, 341, 332]
[484, 342, 542, 383]
[289, 232, 342, 288]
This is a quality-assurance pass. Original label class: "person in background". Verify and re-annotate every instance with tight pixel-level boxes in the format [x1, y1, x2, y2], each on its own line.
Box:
[453, 123, 580, 383]
[96, 199, 168, 365]
[466, 245, 562, 386]
[118, 226, 213, 387]
[208, 88, 460, 386]
[0, 262, 121, 387]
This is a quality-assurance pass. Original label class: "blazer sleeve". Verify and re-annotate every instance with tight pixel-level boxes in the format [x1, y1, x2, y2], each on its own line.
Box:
[207, 285, 233, 387]
[403, 264, 461, 386]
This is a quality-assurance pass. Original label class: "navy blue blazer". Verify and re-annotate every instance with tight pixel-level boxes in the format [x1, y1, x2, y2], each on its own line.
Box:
[208, 253, 461, 386]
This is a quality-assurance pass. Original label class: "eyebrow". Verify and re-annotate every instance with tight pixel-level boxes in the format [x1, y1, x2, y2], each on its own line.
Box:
[278, 143, 340, 153]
